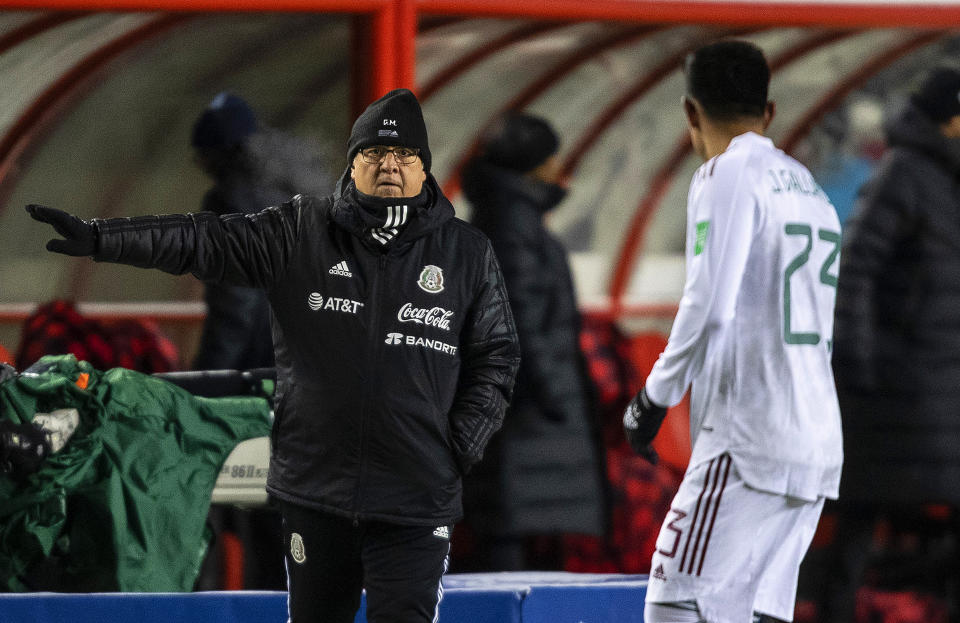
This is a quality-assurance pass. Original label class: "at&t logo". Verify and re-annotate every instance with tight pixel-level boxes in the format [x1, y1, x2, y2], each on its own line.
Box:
[308, 292, 364, 314]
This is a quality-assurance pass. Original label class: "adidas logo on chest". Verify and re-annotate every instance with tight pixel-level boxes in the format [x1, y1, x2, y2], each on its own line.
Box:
[329, 260, 353, 278]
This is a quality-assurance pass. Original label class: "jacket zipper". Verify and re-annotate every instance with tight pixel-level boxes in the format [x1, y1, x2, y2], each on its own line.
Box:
[354, 254, 387, 524]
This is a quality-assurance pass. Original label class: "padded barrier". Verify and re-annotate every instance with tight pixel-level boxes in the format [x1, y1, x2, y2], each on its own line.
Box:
[447, 573, 648, 623]
[523, 583, 648, 623]
[0, 573, 647, 623]
[0, 592, 288, 623]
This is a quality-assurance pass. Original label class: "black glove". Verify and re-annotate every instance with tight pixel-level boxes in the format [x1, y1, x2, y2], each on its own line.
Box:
[623, 386, 668, 464]
[0, 419, 51, 479]
[26, 204, 97, 256]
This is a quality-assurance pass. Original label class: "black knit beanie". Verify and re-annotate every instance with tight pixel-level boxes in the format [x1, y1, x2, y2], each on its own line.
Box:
[912, 67, 960, 124]
[347, 89, 431, 172]
[479, 112, 559, 173]
[192, 92, 258, 149]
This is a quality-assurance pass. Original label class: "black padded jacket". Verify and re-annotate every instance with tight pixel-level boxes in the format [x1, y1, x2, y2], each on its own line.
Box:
[92, 175, 520, 525]
[833, 100, 960, 504]
[462, 160, 606, 536]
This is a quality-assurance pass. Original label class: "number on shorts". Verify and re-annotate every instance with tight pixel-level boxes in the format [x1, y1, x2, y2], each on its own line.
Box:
[657, 509, 687, 558]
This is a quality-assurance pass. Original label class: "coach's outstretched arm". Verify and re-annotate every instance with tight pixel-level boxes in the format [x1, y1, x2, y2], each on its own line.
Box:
[26, 199, 305, 289]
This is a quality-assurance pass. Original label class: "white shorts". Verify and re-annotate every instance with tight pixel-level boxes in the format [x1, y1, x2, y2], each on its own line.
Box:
[645, 454, 824, 623]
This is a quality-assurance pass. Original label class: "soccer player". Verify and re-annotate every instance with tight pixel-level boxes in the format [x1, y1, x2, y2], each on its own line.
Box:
[623, 40, 843, 623]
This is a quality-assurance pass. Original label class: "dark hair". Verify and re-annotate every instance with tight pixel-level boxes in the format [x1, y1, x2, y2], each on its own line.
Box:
[911, 66, 960, 124]
[685, 40, 770, 122]
[192, 92, 258, 150]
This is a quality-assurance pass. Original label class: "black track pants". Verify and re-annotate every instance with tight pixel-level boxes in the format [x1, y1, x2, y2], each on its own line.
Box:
[280, 501, 451, 623]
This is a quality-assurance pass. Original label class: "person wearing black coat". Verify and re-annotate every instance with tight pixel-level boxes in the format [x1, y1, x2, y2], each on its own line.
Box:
[189, 93, 337, 593]
[822, 66, 960, 622]
[191, 92, 333, 372]
[461, 112, 606, 570]
[26, 89, 520, 623]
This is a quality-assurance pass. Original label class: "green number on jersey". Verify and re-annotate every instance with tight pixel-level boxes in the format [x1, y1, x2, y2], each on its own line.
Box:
[783, 223, 840, 346]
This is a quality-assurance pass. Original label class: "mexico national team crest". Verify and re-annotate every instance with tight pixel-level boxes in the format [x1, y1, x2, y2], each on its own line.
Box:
[290, 532, 306, 564]
[418, 265, 444, 294]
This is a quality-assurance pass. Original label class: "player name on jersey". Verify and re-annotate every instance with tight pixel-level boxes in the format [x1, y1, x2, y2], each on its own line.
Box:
[766, 168, 827, 199]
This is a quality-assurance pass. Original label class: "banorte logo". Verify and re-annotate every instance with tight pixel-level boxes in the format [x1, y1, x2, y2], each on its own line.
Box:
[383, 331, 458, 356]
[397, 303, 453, 330]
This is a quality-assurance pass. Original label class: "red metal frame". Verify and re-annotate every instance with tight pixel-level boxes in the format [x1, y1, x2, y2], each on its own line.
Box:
[558, 28, 760, 314]
[611, 30, 942, 315]
[419, 21, 565, 101]
[439, 24, 662, 197]
[560, 28, 754, 179]
[1, 0, 958, 327]
[0, 0, 957, 26]
[0, 14, 192, 207]
[605, 28, 865, 312]
[418, 1, 960, 27]
[781, 30, 945, 153]
[0, 0, 384, 10]
[0, 1, 953, 100]
[0, 1, 413, 108]
[371, 2, 399, 97]
[0, 11, 87, 51]
[606, 136, 691, 318]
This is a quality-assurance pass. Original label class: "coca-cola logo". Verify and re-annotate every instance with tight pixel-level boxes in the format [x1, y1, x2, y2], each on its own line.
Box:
[397, 303, 453, 331]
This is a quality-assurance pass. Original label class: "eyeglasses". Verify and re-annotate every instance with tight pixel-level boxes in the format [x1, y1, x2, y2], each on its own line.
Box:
[359, 146, 421, 165]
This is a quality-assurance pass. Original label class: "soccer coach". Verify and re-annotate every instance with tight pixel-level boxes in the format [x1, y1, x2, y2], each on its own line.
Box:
[27, 88, 521, 623]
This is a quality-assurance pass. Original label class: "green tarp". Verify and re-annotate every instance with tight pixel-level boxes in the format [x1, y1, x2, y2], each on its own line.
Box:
[0, 355, 271, 592]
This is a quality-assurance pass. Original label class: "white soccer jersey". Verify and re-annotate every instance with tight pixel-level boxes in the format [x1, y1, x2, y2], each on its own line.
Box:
[645, 132, 843, 501]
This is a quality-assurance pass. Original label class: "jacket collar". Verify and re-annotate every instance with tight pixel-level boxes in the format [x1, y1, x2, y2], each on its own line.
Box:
[462, 160, 567, 218]
[331, 172, 455, 250]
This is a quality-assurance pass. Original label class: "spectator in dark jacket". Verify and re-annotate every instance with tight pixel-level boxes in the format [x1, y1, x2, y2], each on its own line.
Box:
[461, 112, 606, 570]
[824, 66, 960, 622]
[191, 92, 333, 372]
[26, 88, 520, 623]
[190, 93, 338, 593]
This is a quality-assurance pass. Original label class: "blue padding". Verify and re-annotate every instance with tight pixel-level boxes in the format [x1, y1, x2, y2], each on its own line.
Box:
[522, 582, 649, 623]
[355, 588, 522, 623]
[439, 588, 524, 623]
[0, 574, 640, 623]
[0, 592, 288, 623]
[0, 588, 524, 623]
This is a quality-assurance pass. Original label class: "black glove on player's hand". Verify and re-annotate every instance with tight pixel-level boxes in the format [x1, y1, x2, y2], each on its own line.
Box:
[26, 204, 97, 256]
[623, 386, 668, 464]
